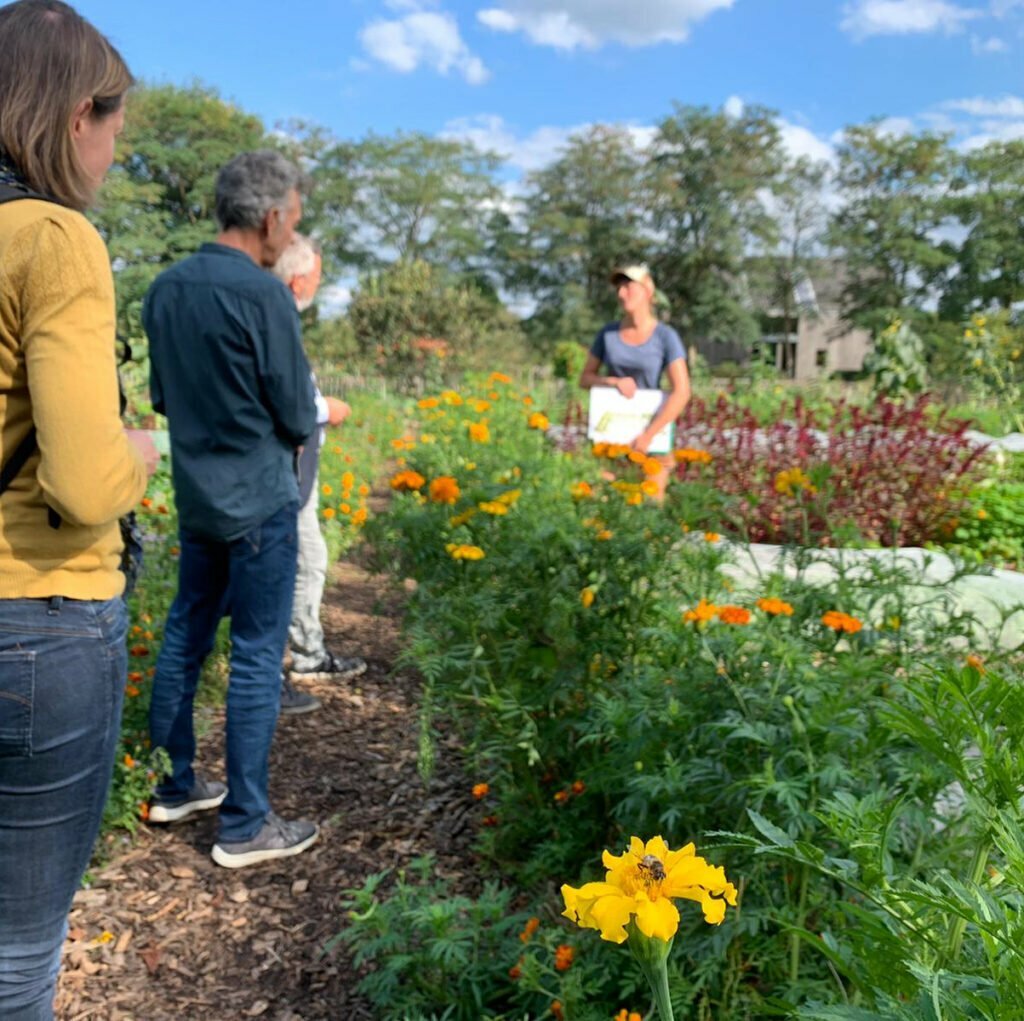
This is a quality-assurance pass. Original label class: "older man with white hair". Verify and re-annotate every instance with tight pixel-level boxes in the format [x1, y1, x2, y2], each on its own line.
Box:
[270, 234, 366, 715]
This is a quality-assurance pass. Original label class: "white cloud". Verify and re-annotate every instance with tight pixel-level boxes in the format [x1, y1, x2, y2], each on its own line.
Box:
[723, 94, 745, 119]
[840, 0, 982, 39]
[970, 33, 1009, 50]
[944, 93, 1024, 116]
[359, 11, 490, 84]
[477, 0, 734, 50]
[777, 120, 837, 165]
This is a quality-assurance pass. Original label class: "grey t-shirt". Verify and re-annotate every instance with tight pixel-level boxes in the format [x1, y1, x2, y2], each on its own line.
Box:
[590, 322, 687, 389]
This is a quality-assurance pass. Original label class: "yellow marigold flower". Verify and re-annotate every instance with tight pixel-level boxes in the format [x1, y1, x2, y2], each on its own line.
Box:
[390, 470, 426, 492]
[977, 508, 988, 520]
[495, 488, 521, 506]
[561, 835, 737, 944]
[756, 597, 794, 617]
[321, 483, 333, 496]
[450, 508, 478, 527]
[627, 450, 647, 465]
[479, 500, 509, 515]
[447, 543, 485, 561]
[684, 598, 719, 623]
[822, 610, 863, 634]
[341, 471, 355, 490]
[468, 421, 491, 443]
[640, 479, 660, 497]
[641, 457, 663, 477]
[674, 448, 712, 465]
[571, 481, 594, 500]
[96, 931, 115, 945]
[430, 476, 461, 504]
[528, 411, 550, 431]
[626, 492, 643, 506]
[352, 508, 368, 526]
[418, 397, 440, 409]
[581, 587, 595, 608]
[717, 605, 751, 625]
[332, 445, 342, 455]
[489, 371, 512, 384]
[704, 531, 721, 543]
[596, 529, 613, 541]
[471, 399, 491, 413]
[774, 467, 816, 496]
[472, 782, 490, 799]
[464, 461, 477, 471]
[441, 390, 464, 406]
[606, 443, 630, 459]
[322, 507, 336, 520]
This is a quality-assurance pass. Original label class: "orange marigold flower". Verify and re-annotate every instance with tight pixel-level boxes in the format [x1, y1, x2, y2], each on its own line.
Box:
[640, 479, 660, 497]
[157, 504, 169, 515]
[527, 411, 550, 431]
[965, 654, 986, 673]
[641, 457, 663, 477]
[554, 944, 575, 971]
[322, 483, 333, 496]
[169, 546, 180, 556]
[596, 529, 613, 541]
[123, 754, 135, 768]
[332, 445, 342, 454]
[129, 645, 149, 657]
[471, 399, 491, 413]
[125, 684, 141, 697]
[520, 916, 541, 942]
[822, 610, 863, 634]
[674, 447, 713, 464]
[592, 441, 609, 457]
[339, 503, 351, 515]
[704, 531, 721, 543]
[358, 484, 370, 497]
[468, 421, 491, 443]
[554, 789, 569, 804]
[489, 371, 512, 384]
[580, 587, 595, 609]
[472, 782, 490, 799]
[139, 802, 150, 821]
[717, 605, 751, 625]
[552, 1001, 564, 1021]
[615, 1012, 643, 1021]
[757, 597, 794, 617]
[417, 397, 440, 409]
[430, 476, 461, 504]
[482, 814, 499, 827]
[508, 963, 522, 980]
[571, 779, 586, 795]
[131, 624, 143, 636]
[390, 469, 426, 492]
[128, 671, 144, 683]
[522, 396, 534, 406]
[627, 450, 647, 465]
[140, 497, 152, 509]
[352, 508, 368, 526]
[323, 507, 336, 520]
[570, 481, 593, 500]
[441, 390, 464, 406]
[684, 598, 719, 624]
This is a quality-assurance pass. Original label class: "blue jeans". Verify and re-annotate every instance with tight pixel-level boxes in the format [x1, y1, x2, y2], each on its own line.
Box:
[148, 501, 298, 842]
[0, 596, 127, 1020]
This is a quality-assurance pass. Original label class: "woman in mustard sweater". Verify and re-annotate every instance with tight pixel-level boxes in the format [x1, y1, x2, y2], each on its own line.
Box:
[0, 4, 156, 1017]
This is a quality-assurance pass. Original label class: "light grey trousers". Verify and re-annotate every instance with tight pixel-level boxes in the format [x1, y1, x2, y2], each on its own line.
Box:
[288, 474, 329, 672]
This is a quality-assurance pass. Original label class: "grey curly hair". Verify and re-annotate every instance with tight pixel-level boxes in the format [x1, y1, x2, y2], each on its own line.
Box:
[215, 149, 305, 231]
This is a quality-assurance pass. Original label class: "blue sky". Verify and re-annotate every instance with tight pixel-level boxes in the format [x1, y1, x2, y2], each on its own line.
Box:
[68, 0, 1023, 174]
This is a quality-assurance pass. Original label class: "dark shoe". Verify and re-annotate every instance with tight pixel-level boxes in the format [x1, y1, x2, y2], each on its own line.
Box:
[280, 675, 321, 716]
[290, 652, 367, 683]
[149, 776, 227, 824]
[211, 812, 320, 869]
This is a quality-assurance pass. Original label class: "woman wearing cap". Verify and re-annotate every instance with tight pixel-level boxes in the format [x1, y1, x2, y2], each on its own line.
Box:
[579, 264, 691, 496]
[0, 3, 156, 1016]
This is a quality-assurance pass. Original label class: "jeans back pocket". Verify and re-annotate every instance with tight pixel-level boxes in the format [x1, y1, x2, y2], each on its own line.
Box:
[0, 650, 35, 757]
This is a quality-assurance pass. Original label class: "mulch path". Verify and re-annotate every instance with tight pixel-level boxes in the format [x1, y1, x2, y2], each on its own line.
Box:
[55, 555, 477, 1021]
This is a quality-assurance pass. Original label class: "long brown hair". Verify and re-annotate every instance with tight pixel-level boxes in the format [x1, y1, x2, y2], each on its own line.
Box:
[0, 0, 133, 210]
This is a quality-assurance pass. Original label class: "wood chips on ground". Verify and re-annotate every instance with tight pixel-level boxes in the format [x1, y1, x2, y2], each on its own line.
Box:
[56, 556, 476, 1021]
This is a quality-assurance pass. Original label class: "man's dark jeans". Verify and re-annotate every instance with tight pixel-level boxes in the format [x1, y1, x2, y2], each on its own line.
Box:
[0, 596, 128, 1020]
[148, 501, 298, 842]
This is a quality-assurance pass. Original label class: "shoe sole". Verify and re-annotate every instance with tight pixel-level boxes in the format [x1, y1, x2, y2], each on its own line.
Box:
[149, 791, 227, 824]
[211, 826, 320, 869]
[290, 662, 367, 683]
[279, 698, 322, 716]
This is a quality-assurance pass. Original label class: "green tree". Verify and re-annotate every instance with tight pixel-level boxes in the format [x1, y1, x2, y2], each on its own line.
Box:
[313, 132, 503, 276]
[512, 125, 649, 322]
[93, 82, 267, 337]
[646, 103, 786, 345]
[940, 139, 1024, 318]
[829, 123, 955, 330]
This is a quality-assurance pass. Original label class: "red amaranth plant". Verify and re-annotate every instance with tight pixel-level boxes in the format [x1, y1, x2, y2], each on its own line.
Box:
[673, 394, 988, 547]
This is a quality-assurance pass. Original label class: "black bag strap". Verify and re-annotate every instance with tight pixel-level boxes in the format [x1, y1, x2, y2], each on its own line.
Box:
[0, 184, 63, 528]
